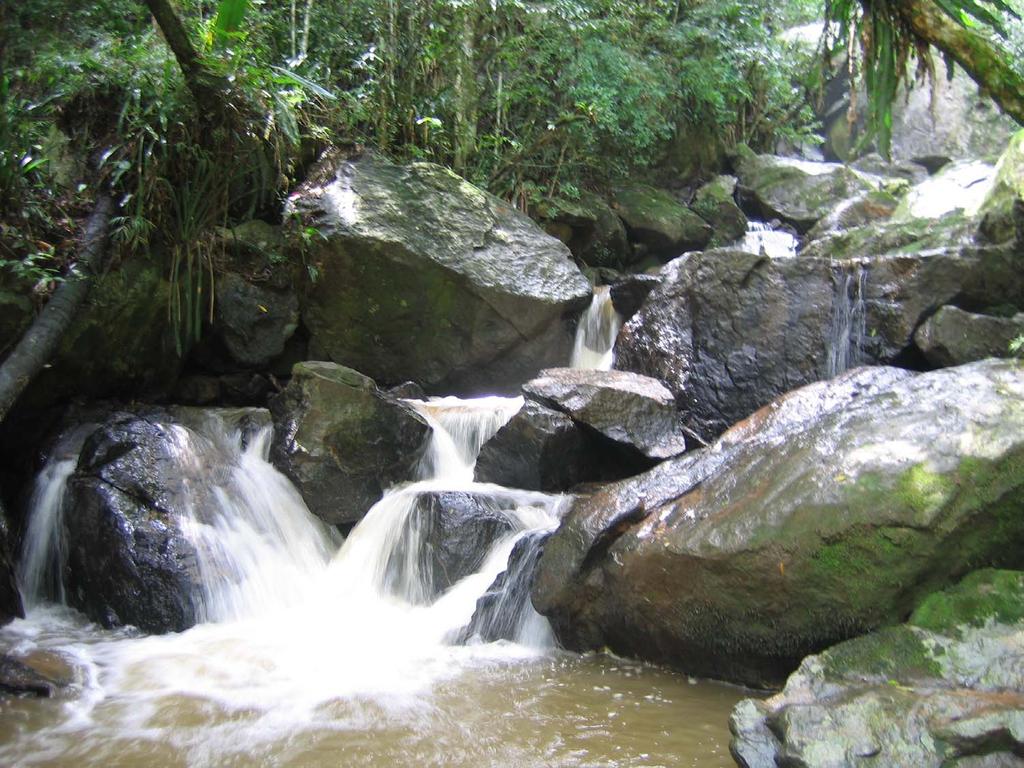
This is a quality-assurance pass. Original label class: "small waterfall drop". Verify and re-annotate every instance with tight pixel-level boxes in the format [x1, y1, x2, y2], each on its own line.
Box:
[571, 286, 621, 371]
[739, 221, 798, 259]
[827, 263, 867, 377]
[16, 426, 93, 610]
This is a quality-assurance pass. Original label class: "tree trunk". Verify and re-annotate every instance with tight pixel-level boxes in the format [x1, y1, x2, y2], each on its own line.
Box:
[893, 0, 1024, 126]
[141, 0, 228, 117]
[0, 193, 113, 422]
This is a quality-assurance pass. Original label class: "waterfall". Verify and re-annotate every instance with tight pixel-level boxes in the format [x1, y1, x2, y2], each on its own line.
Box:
[739, 221, 798, 259]
[571, 286, 621, 371]
[827, 263, 867, 378]
[324, 395, 561, 644]
[16, 426, 94, 610]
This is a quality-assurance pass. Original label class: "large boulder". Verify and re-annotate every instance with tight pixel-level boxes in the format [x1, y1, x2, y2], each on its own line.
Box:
[731, 570, 1024, 767]
[735, 149, 876, 233]
[610, 183, 712, 258]
[63, 413, 215, 632]
[24, 256, 182, 407]
[270, 361, 430, 525]
[822, 67, 1017, 167]
[979, 129, 1024, 244]
[618, 239, 1024, 441]
[533, 361, 1024, 687]
[289, 152, 592, 394]
[615, 250, 836, 442]
[207, 221, 300, 370]
[915, 305, 1024, 368]
[523, 368, 687, 460]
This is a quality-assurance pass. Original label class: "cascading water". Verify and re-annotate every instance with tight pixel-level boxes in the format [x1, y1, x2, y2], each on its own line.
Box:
[2, 312, 744, 765]
[570, 285, 621, 371]
[827, 262, 868, 377]
[738, 221, 798, 259]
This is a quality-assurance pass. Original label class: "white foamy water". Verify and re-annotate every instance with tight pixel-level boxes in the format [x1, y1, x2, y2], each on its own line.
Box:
[738, 221, 798, 258]
[895, 160, 996, 220]
[571, 286, 621, 370]
[0, 398, 575, 764]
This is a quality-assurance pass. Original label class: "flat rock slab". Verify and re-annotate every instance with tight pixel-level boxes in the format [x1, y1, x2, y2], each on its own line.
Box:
[523, 368, 687, 459]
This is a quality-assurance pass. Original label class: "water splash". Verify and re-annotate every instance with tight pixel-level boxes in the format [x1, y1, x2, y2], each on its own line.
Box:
[571, 286, 621, 370]
[16, 426, 94, 610]
[738, 221, 798, 259]
[827, 263, 867, 377]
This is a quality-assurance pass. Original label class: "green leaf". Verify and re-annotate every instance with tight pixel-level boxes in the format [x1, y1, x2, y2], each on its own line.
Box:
[213, 0, 249, 47]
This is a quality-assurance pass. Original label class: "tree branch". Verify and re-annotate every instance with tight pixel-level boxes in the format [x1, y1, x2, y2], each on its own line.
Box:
[0, 193, 113, 422]
[894, 0, 1024, 126]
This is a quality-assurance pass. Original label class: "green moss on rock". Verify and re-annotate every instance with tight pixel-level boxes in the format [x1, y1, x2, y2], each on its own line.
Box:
[911, 569, 1024, 636]
[822, 625, 942, 681]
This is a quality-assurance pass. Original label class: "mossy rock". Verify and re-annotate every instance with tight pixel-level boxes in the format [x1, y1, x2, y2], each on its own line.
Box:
[24, 255, 181, 407]
[541, 192, 631, 269]
[535, 360, 1024, 688]
[731, 569, 1024, 767]
[911, 569, 1024, 636]
[691, 175, 747, 244]
[290, 152, 591, 394]
[611, 183, 711, 258]
[735, 151, 875, 233]
[979, 130, 1024, 244]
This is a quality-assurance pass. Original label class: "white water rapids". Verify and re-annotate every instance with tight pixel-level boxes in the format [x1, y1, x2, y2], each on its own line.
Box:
[1, 302, 744, 766]
[1, 401, 578, 763]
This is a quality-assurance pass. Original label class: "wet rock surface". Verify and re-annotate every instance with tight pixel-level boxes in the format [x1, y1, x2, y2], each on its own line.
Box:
[731, 570, 1024, 767]
[523, 368, 687, 459]
[533, 361, 1024, 687]
[270, 361, 430, 525]
[64, 413, 227, 633]
[389, 491, 517, 601]
[460, 530, 551, 643]
[915, 305, 1024, 368]
[735, 150, 876, 233]
[290, 151, 591, 393]
[611, 183, 712, 258]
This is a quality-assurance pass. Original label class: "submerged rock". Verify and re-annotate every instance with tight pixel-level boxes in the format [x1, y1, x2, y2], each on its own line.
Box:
[611, 183, 712, 258]
[731, 570, 1024, 767]
[290, 151, 591, 393]
[523, 368, 687, 459]
[0, 654, 66, 697]
[533, 360, 1024, 687]
[735, 149, 876, 233]
[270, 361, 430, 525]
[459, 530, 551, 644]
[387, 491, 517, 601]
[915, 305, 1024, 368]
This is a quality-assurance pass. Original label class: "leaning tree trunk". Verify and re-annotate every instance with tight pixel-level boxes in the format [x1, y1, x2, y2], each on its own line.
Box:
[0, 193, 113, 423]
[142, 0, 229, 117]
[893, 0, 1024, 126]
